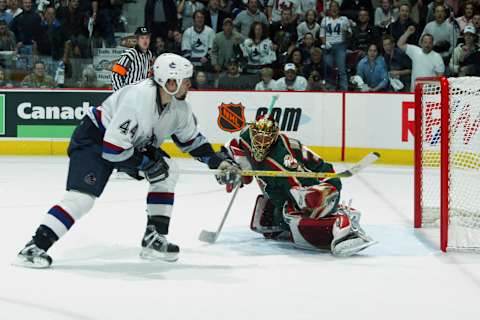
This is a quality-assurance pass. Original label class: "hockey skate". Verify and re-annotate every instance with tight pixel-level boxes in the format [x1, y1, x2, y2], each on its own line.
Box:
[14, 240, 52, 269]
[140, 225, 179, 262]
[331, 204, 377, 257]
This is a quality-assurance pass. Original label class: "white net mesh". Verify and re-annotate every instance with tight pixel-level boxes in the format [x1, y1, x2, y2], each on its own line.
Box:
[419, 77, 480, 250]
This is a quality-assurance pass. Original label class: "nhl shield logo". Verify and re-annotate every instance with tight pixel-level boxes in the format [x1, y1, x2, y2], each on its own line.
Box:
[217, 103, 246, 132]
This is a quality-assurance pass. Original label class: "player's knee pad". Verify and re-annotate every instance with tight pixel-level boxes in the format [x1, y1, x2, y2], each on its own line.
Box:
[59, 190, 96, 220]
[289, 183, 339, 219]
[250, 195, 284, 236]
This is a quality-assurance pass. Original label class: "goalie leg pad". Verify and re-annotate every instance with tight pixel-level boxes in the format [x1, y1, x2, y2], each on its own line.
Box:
[331, 214, 377, 257]
[289, 183, 339, 219]
[282, 203, 336, 250]
[250, 195, 284, 237]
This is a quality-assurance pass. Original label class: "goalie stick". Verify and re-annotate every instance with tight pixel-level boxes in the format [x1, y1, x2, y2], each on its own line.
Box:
[197, 152, 381, 244]
[185, 152, 381, 180]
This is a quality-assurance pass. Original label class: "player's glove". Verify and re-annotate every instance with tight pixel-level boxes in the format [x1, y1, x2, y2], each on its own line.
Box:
[216, 158, 242, 186]
[141, 146, 170, 183]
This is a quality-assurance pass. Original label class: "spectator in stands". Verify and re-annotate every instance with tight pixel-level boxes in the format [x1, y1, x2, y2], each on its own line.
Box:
[355, 43, 389, 91]
[6, 0, 22, 19]
[397, 25, 444, 91]
[217, 59, 253, 89]
[298, 32, 315, 63]
[297, 9, 320, 42]
[57, 0, 90, 58]
[299, 0, 317, 19]
[10, 0, 42, 55]
[91, 0, 116, 47]
[0, 66, 13, 86]
[212, 18, 244, 72]
[153, 36, 167, 56]
[421, 4, 457, 60]
[350, 9, 381, 58]
[426, 0, 452, 24]
[205, 0, 229, 33]
[177, 0, 205, 32]
[166, 29, 183, 54]
[270, 8, 297, 65]
[307, 69, 323, 90]
[240, 21, 276, 73]
[21, 61, 56, 87]
[255, 67, 276, 90]
[267, 0, 302, 23]
[182, 10, 215, 69]
[456, 1, 475, 33]
[449, 25, 479, 76]
[303, 46, 325, 79]
[275, 62, 308, 90]
[193, 70, 214, 88]
[473, 14, 480, 44]
[0, 20, 15, 51]
[382, 34, 411, 91]
[320, 1, 351, 90]
[388, 3, 419, 44]
[234, 0, 268, 37]
[78, 65, 101, 88]
[37, 6, 63, 60]
[374, 0, 398, 31]
[145, 0, 177, 40]
[340, 0, 373, 22]
[287, 47, 305, 75]
[0, 0, 13, 25]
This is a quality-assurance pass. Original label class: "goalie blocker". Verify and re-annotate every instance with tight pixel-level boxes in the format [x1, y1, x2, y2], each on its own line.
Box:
[225, 115, 376, 256]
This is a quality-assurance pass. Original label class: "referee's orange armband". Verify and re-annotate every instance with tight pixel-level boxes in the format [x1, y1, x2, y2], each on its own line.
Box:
[112, 64, 127, 76]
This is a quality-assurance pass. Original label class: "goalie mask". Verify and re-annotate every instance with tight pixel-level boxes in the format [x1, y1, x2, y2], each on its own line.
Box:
[249, 115, 280, 161]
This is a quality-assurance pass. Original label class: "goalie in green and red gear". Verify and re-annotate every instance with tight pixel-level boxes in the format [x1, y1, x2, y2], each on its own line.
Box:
[224, 115, 376, 256]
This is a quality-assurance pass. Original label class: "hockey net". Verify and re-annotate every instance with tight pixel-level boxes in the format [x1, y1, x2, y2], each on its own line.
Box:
[415, 77, 480, 252]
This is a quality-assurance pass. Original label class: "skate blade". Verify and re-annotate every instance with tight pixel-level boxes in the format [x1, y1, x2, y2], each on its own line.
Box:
[12, 255, 51, 269]
[139, 248, 179, 262]
[332, 239, 378, 257]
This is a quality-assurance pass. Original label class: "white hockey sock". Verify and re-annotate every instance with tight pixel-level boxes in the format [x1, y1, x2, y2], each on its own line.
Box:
[41, 190, 95, 238]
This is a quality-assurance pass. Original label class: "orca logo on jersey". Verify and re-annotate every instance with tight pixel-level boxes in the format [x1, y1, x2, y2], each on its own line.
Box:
[84, 173, 97, 186]
[217, 103, 246, 133]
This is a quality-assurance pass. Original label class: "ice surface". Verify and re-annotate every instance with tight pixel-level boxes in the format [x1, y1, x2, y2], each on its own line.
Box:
[1, 157, 480, 320]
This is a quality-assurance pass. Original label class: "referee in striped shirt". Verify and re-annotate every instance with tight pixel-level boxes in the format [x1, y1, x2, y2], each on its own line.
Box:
[111, 27, 154, 91]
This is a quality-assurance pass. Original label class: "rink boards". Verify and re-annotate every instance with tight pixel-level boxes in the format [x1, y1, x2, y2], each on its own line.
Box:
[0, 89, 415, 165]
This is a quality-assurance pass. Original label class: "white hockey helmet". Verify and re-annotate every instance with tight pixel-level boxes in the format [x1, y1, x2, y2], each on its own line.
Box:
[153, 53, 193, 95]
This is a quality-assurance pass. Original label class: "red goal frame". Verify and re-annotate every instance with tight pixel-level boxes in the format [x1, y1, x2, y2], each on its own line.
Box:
[414, 76, 450, 252]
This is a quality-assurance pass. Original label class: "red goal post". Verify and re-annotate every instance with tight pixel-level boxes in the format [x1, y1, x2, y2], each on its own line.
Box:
[414, 76, 480, 252]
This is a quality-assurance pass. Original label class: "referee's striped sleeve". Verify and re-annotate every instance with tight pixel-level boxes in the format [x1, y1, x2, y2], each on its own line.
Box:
[111, 53, 131, 91]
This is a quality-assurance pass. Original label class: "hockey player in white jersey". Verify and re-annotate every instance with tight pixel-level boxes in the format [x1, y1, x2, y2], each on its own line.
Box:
[14, 53, 240, 268]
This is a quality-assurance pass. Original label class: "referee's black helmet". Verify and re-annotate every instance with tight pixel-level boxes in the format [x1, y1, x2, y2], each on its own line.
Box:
[135, 27, 150, 37]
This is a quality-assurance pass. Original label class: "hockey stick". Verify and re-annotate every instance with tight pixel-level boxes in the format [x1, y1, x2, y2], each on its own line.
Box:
[198, 94, 281, 244]
[184, 152, 381, 180]
[198, 182, 241, 243]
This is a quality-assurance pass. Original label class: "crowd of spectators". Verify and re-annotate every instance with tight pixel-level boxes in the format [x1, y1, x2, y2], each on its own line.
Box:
[0, 0, 479, 91]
